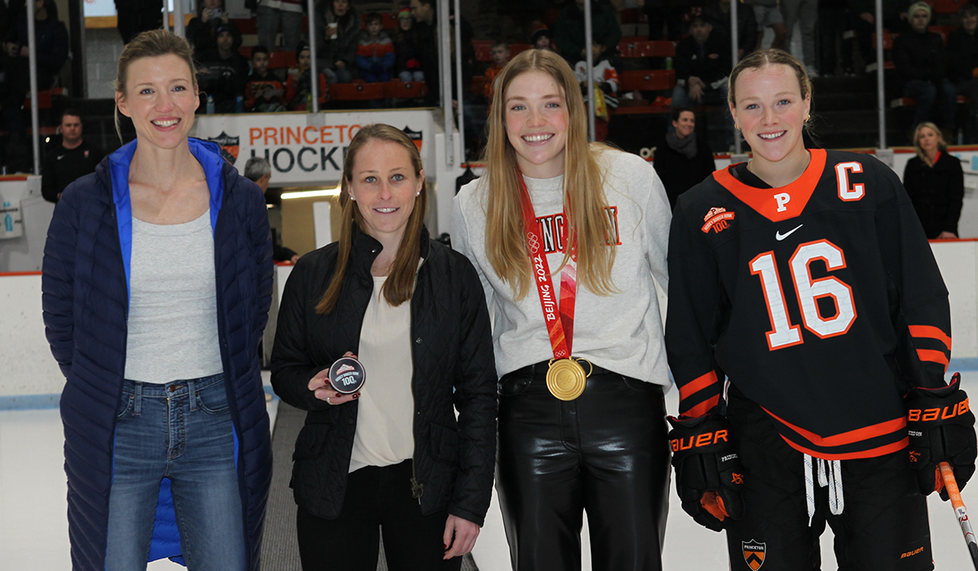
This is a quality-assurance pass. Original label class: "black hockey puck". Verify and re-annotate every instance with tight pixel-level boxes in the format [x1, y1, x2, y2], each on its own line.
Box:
[328, 357, 366, 394]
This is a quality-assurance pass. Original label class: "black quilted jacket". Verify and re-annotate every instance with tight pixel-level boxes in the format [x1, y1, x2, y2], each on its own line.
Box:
[270, 226, 497, 525]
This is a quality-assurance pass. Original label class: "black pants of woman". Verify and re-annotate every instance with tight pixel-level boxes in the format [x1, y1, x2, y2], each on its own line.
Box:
[496, 362, 671, 571]
[297, 460, 461, 571]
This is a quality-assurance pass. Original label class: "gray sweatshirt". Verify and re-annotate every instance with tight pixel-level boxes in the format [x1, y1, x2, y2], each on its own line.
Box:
[451, 148, 673, 386]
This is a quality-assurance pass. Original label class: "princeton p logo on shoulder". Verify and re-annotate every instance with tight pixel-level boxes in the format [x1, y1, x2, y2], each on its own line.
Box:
[743, 539, 766, 571]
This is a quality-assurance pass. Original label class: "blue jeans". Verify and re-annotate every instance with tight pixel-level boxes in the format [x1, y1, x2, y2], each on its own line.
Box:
[905, 78, 957, 130]
[105, 375, 245, 571]
[257, 5, 303, 52]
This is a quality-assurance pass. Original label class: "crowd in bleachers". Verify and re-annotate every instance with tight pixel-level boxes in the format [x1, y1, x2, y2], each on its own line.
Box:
[8, 0, 978, 175]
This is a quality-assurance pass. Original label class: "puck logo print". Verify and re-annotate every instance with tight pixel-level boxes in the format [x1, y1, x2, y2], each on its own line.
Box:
[207, 131, 240, 165]
[742, 539, 766, 570]
[702, 206, 735, 234]
[335, 364, 355, 375]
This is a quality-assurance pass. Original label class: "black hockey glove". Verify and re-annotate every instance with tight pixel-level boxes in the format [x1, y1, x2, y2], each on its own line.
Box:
[667, 414, 745, 532]
[906, 373, 977, 500]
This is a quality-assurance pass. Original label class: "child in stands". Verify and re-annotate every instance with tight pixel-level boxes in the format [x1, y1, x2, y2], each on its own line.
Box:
[355, 12, 395, 83]
[245, 45, 285, 112]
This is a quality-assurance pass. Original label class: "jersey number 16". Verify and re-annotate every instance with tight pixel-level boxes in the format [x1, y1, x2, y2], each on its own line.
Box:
[749, 239, 857, 350]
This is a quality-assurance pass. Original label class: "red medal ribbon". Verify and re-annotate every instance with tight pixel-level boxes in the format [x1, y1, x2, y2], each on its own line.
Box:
[517, 174, 578, 361]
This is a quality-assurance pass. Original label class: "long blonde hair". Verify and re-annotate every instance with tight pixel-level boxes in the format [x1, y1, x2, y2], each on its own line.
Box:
[482, 49, 617, 300]
[316, 124, 427, 314]
[912, 121, 946, 161]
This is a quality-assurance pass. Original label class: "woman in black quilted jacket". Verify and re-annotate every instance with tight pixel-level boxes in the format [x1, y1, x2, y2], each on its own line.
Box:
[270, 123, 497, 571]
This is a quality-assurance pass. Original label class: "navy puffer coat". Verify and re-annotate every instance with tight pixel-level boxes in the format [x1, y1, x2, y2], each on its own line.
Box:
[41, 138, 273, 571]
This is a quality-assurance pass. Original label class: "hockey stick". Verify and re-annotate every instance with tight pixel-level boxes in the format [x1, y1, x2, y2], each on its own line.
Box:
[940, 461, 978, 570]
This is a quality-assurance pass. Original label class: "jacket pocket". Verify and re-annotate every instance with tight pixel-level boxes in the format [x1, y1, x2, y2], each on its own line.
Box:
[293, 423, 330, 461]
[428, 422, 460, 465]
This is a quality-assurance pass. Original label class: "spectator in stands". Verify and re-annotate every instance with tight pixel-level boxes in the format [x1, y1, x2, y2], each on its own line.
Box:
[736, 3, 760, 59]
[484, 42, 510, 103]
[643, 0, 691, 42]
[256, 0, 304, 53]
[244, 156, 300, 263]
[903, 122, 964, 239]
[673, 14, 734, 145]
[115, 0, 163, 45]
[393, 7, 424, 83]
[0, 50, 28, 173]
[410, 0, 440, 105]
[245, 45, 286, 112]
[781, 0, 818, 76]
[653, 107, 716, 209]
[198, 25, 250, 113]
[574, 36, 619, 141]
[893, 1, 955, 135]
[553, 0, 621, 64]
[315, 0, 359, 84]
[42, 109, 105, 204]
[744, 0, 787, 51]
[948, 3, 978, 143]
[851, 0, 910, 72]
[531, 22, 554, 51]
[186, 0, 241, 59]
[286, 41, 328, 110]
[355, 12, 396, 83]
[6, 0, 67, 89]
[818, 0, 855, 76]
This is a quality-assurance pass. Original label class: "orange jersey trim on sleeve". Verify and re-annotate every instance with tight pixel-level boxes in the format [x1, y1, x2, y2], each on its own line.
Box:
[917, 348, 950, 367]
[909, 325, 952, 351]
[712, 149, 828, 222]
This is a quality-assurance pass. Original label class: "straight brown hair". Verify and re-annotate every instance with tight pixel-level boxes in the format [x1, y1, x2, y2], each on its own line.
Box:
[316, 124, 427, 314]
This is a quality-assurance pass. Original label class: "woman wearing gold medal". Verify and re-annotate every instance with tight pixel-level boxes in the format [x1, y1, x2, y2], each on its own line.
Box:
[452, 49, 673, 570]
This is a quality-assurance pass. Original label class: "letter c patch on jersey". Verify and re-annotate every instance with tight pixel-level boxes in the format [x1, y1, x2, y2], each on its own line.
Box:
[743, 539, 766, 570]
[836, 162, 865, 201]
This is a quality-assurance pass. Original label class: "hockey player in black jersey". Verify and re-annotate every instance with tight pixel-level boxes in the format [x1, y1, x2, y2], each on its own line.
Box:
[665, 49, 978, 570]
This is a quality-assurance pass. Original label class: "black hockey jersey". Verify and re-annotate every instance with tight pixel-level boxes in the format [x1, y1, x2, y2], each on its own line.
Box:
[666, 149, 952, 460]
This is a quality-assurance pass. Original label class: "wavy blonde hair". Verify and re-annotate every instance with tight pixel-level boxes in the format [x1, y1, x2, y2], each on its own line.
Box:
[316, 124, 427, 314]
[482, 49, 617, 300]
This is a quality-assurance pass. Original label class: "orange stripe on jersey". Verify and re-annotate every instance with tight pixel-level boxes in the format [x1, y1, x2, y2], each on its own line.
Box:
[712, 149, 828, 222]
[909, 325, 952, 351]
[779, 435, 909, 461]
[679, 370, 719, 402]
[683, 395, 720, 419]
[917, 348, 950, 367]
[762, 406, 907, 447]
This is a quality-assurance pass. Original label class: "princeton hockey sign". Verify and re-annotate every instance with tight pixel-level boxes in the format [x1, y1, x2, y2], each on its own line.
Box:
[193, 110, 435, 185]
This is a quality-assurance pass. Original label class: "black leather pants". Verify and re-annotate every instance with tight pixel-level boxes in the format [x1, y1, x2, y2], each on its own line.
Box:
[496, 363, 671, 571]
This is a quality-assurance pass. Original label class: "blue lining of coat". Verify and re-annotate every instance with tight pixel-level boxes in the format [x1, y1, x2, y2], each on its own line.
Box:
[107, 138, 237, 567]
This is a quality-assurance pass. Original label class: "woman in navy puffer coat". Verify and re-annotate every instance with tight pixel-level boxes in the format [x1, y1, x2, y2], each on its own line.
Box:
[41, 30, 272, 571]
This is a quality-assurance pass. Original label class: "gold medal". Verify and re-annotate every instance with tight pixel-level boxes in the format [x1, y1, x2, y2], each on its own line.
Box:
[546, 358, 588, 401]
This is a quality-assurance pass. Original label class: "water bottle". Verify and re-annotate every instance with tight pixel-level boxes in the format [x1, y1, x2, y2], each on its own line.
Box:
[3, 201, 12, 233]
[665, 57, 673, 71]
[206, 95, 215, 115]
[235, 95, 244, 114]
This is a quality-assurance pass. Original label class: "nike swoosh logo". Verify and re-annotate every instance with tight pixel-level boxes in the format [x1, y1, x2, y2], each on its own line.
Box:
[776, 224, 803, 241]
[56, 155, 65, 160]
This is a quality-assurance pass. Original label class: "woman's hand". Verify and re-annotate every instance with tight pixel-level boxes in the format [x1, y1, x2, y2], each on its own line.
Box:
[443, 515, 480, 559]
[307, 352, 361, 405]
[937, 231, 958, 240]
